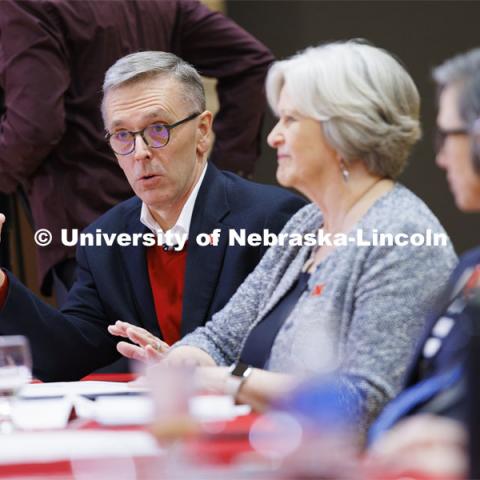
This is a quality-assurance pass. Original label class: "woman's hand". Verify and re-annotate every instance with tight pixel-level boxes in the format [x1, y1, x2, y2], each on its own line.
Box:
[365, 414, 468, 477]
[107, 320, 170, 362]
[193, 366, 230, 394]
[163, 345, 217, 367]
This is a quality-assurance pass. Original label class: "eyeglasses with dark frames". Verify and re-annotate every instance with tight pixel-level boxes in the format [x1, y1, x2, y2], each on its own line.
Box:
[434, 126, 469, 153]
[106, 111, 202, 155]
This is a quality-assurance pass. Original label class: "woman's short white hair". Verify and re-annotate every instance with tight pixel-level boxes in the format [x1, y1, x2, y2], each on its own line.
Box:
[266, 40, 421, 179]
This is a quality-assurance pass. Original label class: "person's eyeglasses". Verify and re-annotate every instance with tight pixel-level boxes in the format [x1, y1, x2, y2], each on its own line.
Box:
[434, 127, 468, 153]
[106, 112, 201, 155]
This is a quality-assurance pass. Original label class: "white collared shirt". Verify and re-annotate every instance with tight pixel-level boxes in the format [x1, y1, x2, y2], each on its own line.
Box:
[140, 163, 207, 248]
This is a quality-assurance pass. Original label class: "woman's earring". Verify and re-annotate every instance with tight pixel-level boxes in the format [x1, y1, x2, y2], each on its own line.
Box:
[340, 159, 349, 183]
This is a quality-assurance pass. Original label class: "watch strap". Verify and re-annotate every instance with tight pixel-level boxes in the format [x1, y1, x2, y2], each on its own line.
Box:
[226, 362, 253, 398]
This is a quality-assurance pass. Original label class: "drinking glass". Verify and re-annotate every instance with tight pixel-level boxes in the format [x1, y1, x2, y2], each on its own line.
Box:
[0, 335, 32, 433]
[146, 363, 197, 441]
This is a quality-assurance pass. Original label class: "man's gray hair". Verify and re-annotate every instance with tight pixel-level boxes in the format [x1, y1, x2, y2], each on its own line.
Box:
[433, 48, 480, 126]
[434, 48, 480, 173]
[102, 51, 206, 119]
[433, 48, 480, 88]
[266, 40, 421, 180]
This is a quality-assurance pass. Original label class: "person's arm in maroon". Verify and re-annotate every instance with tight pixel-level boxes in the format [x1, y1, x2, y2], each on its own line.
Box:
[0, 213, 8, 304]
[0, 272, 8, 307]
[0, 0, 70, 193]
[174, 1, 274, 177]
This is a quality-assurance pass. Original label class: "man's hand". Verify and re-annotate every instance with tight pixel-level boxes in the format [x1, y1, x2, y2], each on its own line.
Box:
[0, 214, 6, 287]
[107, 320, 170, 362]
[365, 414, 467, 477]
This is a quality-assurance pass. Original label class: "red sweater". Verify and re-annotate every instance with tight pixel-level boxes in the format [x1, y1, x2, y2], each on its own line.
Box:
[146, 244, 187, 345]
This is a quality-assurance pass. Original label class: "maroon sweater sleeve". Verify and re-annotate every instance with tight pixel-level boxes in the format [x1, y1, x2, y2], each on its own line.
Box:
[0, 0, 70, 193]
[174, 0, 275, 176]
[0, 273, 9, 308]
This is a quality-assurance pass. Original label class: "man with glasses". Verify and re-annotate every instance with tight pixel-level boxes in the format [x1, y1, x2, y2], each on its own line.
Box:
[364, 49, 480, 476]
[0, 0, 275, 305]
[0, 52, 305, 380]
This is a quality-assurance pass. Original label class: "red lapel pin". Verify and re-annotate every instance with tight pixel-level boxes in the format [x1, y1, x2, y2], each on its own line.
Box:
[465, 265, 480, 292]
[311, 283, 325, 297]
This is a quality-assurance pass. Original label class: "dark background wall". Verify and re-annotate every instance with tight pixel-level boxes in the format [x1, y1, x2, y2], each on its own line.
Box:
[227, 0, 479, 255]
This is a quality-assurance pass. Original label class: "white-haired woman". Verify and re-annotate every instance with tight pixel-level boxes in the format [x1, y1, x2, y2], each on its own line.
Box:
[110, 40, 457, 433]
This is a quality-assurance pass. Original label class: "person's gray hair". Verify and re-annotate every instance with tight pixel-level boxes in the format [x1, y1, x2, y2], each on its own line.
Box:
[266, 40, 421, 179]
[463, 73, 480, 174]
[101, 51, 206, 120]
[434, 48, 480, 174]
[433, 48, 480, 126]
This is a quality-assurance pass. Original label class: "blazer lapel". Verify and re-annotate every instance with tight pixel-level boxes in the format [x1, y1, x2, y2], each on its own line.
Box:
[120, 201, 159, 337]
[181, 164, 230, 336]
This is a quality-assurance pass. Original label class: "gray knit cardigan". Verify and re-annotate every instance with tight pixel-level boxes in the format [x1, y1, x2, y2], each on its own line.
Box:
[176, 184, 457, 430]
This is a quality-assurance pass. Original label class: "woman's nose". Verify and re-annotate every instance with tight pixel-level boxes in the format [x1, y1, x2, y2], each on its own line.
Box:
[267, 122, 283, 148]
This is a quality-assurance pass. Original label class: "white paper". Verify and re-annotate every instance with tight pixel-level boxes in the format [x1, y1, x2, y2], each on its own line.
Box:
[19, 381, 146, 399]
[79, 394, 251, 426]
[17, 381, 251, 428]
[190, 395, 251, 421]
[12, 398, 72, 430]
[0, 430, 161, 465]
[89, 396, 154, 426]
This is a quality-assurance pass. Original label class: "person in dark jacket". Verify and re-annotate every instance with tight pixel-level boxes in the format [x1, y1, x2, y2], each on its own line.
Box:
[366, 48, 480, 478]
[0, 0, 274, 301]
[0, 51, 305, 380]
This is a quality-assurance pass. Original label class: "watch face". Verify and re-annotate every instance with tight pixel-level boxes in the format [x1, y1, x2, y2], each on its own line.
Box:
[231, 362, 250, 377]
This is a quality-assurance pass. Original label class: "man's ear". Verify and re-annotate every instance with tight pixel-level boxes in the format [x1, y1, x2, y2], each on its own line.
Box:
[196, 111, 213, 156]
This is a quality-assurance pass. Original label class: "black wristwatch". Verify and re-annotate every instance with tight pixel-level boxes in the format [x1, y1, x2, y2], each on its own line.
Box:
[226, 362, 253, 397]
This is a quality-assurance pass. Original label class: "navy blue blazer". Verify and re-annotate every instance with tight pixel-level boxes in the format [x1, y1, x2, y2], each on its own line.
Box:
[0, 164, 306, 381]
